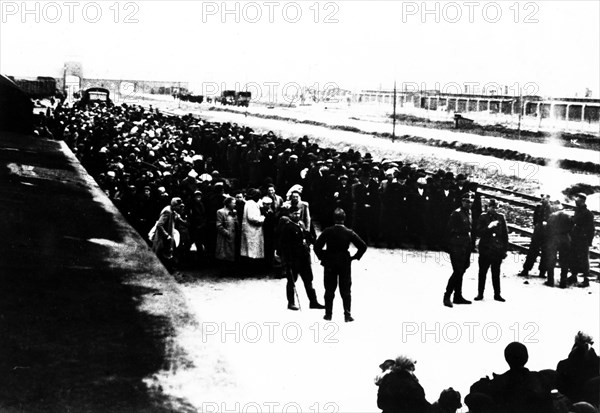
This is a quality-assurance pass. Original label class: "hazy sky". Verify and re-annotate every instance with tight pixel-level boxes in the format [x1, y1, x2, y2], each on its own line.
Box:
[1, 1, 599, 97]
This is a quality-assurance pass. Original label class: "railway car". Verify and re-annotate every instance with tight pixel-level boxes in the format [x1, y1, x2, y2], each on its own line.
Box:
[11, 76, 57, 98]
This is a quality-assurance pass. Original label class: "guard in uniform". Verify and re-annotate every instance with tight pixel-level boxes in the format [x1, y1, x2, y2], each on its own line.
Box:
[279, 207, 325, 311]
[569, 193, 595, 287]
[474, 199, 508, 302]
[314, 208, 367, 322]
[518, 195, 551, 277]
[444, 193, 474, 308]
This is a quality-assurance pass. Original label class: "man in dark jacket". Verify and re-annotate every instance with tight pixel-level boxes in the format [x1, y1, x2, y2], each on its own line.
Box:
[518, 195, 551, 277]
[474, 199, 508, 302]
[314, 208, 367, 322]
[444, 193, 474, 308]
[279, 206, 325, 311]
[544, 201, 573, 288]
[569, 194, 595, 287]
[466, 342, 553, 413]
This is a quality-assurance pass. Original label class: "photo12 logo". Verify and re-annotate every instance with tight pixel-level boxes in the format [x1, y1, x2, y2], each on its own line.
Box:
[200, 321, 340, 344]
[199, 81, 344, 105]
[401, 321, 540, 344]
[1, 1, 140, 24]
[401, 1, 540, 24]
[200, 1, 340, 24]
[200, 401, 339, 413]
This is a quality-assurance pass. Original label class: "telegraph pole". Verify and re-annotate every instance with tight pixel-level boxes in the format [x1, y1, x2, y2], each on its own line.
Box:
[392, 80, 397, 142]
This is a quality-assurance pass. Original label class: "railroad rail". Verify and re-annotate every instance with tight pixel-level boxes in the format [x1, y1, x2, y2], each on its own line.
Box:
[508, 224, 600, 278]
[151, 103, 600, 280]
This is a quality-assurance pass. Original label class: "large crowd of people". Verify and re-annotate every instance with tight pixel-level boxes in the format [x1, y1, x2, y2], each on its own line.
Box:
[39, 101, 486, 261]
[35, 98, 599, 411]
[376, 332, 600, 413]
[36, 99, 596, 298]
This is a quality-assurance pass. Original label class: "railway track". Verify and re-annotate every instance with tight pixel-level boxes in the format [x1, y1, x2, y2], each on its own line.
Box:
[153, 104, 600, 279]
[468, 186, 600, 278]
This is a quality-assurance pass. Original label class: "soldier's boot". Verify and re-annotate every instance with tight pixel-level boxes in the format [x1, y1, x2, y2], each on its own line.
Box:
[307, 288, 325, 309]
[343, 297, 353, 322]
[443, 293, 453, 308]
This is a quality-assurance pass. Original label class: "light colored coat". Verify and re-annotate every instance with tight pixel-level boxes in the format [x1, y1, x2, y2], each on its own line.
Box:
[241, 200, 265, 259]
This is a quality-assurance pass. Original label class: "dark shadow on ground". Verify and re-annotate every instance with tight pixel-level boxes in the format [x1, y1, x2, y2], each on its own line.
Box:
[0, 133, 194, 412]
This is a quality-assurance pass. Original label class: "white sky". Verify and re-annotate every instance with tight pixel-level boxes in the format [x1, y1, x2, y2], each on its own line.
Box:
[1, 0, 599, 97]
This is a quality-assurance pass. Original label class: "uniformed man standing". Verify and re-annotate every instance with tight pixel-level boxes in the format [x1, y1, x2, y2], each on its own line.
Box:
[544, 201, 573, 288]
[444, 193, 474, 308]
[314, 208, 367, 322]
[569, 193, 595, 288]
[279, 207, 325, 311]
[474, 199, 508, 302]
[518, 194, 551, 277]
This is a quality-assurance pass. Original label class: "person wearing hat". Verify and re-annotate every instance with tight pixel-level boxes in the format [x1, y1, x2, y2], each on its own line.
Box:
[406, 176, 431, 249]
[444, 192, 474, 307]
[474, 199, 508, 302]
[517, 194, 551, 278]
[453, 174, 470, 208]
[314, 208, 367, 322]
[215, 196, 238, 264]
[335, 174, 354, 227]
[278, 205, 325, 311]
[351, 170, 372, 244]
[150, 197, 185, 273]
[376, 355, 432, 413]
[544, 200, 573, 288]
[187, 190, 207, 263]
[569, 193, 595, 287]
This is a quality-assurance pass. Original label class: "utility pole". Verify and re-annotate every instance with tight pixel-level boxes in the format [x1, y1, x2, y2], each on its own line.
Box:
[517, 88, 522, 139]
[392, 80, 397, 142]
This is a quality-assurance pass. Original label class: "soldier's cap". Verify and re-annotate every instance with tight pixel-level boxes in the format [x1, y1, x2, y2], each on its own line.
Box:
[462, 192, 474, 200]
[576, 193, 587, 200]
[456, 173, 467, 181]
[339, 174, 349, 180]
[488, 199, 498, 207]
[289, 154, 299, 160]
[194, 190, 203, 197]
